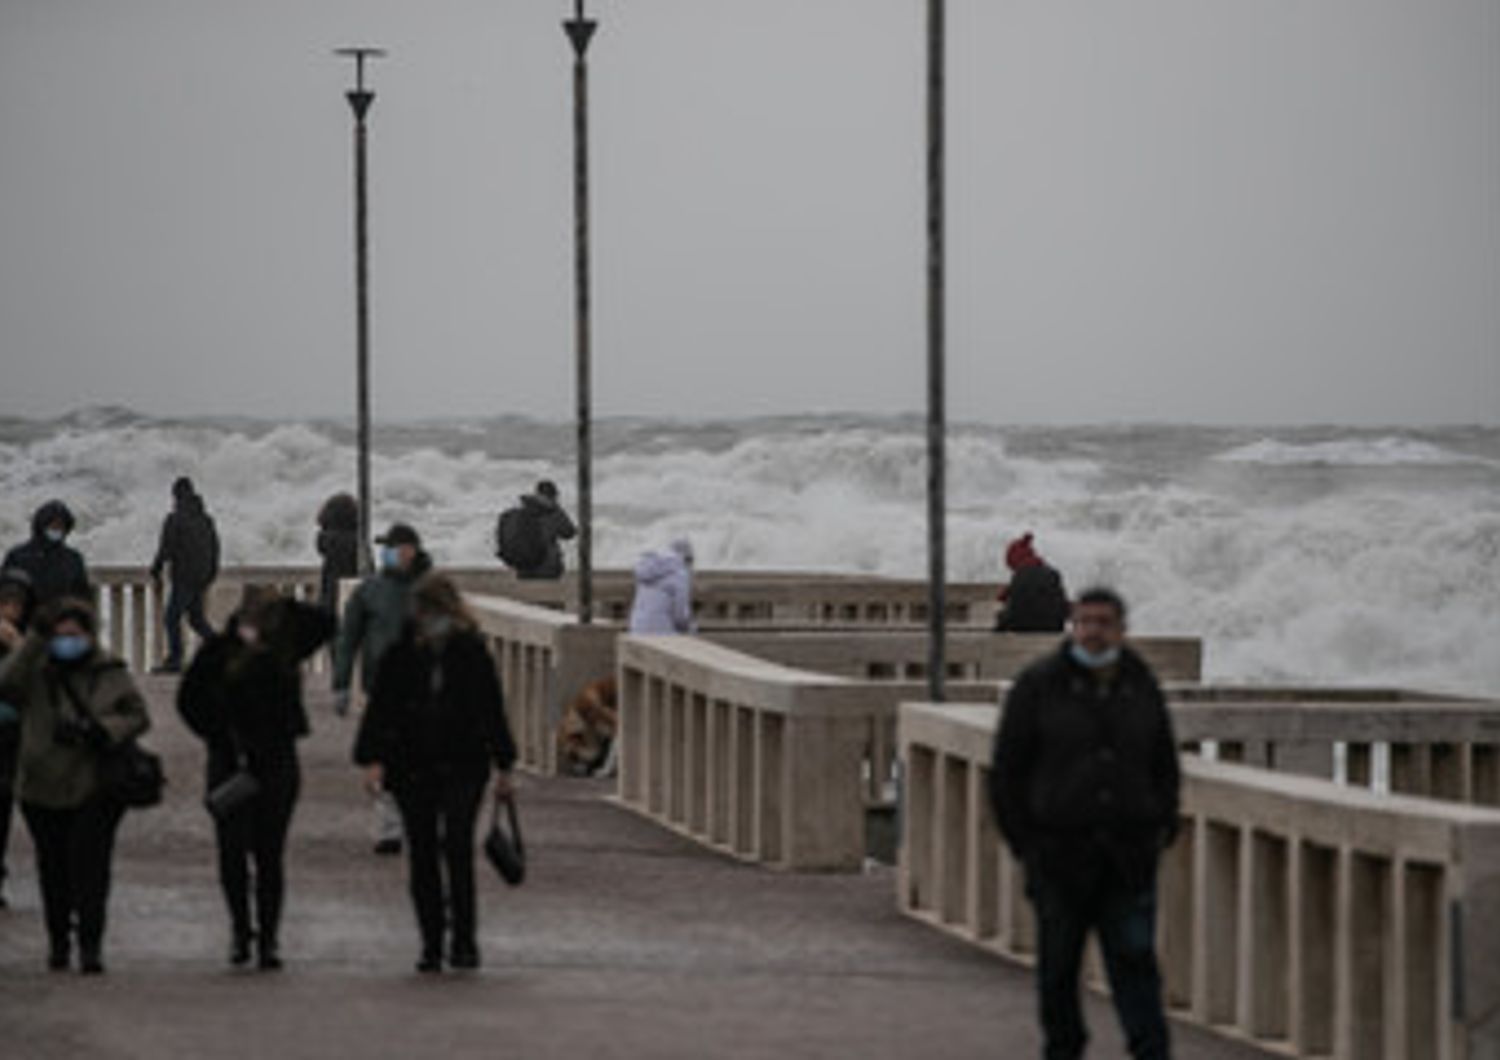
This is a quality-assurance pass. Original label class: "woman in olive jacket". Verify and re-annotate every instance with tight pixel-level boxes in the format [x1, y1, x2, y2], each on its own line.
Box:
[178, 588, 333, 970]
[353, 573, 515, 973]
[0, 597, 150, 974]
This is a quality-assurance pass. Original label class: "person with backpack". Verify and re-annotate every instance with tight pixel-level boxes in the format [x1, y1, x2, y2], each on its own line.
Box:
[495, 480, 576, 581]
[150, 477, 221, 673]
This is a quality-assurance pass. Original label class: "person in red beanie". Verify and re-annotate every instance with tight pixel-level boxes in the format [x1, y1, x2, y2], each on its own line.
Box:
[995, 532, 1070, 632]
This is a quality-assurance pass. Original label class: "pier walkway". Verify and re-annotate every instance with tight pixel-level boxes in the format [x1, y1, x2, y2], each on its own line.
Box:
[0, 678, 1264, 1059]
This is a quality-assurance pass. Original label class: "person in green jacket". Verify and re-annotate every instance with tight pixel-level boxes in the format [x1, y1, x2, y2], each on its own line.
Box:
[332, 523, 432, 854]
[0, 597, 150, 974]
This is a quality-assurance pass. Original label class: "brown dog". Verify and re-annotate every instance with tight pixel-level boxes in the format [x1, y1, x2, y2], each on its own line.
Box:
[557, 676, 618, 776]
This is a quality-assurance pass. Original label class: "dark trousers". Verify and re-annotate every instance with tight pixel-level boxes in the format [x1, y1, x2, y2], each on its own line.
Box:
[0, 740, 16, 888]
[1030, 867, 1171, 1060]
[212, 758, 300, 945]
[392, 765, 488, 957]
[164, 584, 215, 667]
[20, 797, 127, 956]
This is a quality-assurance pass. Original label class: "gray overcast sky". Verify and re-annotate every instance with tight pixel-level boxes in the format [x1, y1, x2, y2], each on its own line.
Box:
[1, 1, 1496, 425]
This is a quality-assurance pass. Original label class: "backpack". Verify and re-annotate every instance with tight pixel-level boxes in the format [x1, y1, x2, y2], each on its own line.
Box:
[496, 506, 547, 571]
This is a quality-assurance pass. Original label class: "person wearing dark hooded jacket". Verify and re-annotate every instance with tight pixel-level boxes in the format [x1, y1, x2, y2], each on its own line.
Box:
[150, 477, 221, 672]
[3, 500, 90, 606]
[315, 492, 364, 614]
[353, 574, 515, 972]
[994, 531, 1070, 633]
[502, 480, 577, 581]
[178, 588, 333, 970]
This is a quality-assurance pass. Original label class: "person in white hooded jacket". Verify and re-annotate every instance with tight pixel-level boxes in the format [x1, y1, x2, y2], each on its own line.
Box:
[627, 539, 695, 634]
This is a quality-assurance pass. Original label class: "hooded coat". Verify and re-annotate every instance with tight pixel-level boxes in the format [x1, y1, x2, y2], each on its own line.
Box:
[627, 549, 694, 634]
[151, 491, 220, 591]
[316, 494, 364, 610]
[513, 493, 577, 580]
[3, 502, 90, 605]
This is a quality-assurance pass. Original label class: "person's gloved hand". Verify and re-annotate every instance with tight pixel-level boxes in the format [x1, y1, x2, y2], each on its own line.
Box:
[333, 689, 352, 718]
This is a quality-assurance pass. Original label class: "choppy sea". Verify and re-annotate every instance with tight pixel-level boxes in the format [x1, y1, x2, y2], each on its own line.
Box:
[1, 408, 1495, 695]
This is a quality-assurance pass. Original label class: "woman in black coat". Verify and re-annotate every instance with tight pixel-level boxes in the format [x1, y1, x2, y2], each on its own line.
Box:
[315, 493, 363, 614]
[178, 589, 333, 970]
[353, 573, 515, 973]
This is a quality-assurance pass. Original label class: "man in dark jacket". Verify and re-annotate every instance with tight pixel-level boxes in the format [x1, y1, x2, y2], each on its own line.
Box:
[150, 477, 221, 673]
[499, 480, 577, 581]
[333, 522, 433, 854]
[994, 531, 1069, 633]
[3, 500, 90, 606]
[989, 587, 1179, 1060]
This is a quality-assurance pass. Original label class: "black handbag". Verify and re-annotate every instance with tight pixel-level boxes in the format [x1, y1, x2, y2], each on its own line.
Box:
[60, 674, 165, 810]
[204, 768, 261, 822]
[483, 792, 526, 886]
[99, 739, 167, 809]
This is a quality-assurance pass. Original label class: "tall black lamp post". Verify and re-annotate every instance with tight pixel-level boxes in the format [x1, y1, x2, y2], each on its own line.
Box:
[335, 46, 386, 574]
[564, 1, 598, 623]
[925, 0, 947, 702]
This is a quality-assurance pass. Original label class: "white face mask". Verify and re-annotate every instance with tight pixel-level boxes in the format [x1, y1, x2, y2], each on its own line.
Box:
[44, 528, 66, 544]
[238, 625, 260, 646]
[1070, 643, 1121, 670]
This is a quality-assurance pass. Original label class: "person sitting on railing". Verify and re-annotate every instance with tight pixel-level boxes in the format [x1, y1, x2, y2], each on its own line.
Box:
[993, 531, 1069, 633]
[333, 522, 433, 856]
[3, 500, 90, 607]
[628, 538, 695, 635]
[149, 477, 221, 674]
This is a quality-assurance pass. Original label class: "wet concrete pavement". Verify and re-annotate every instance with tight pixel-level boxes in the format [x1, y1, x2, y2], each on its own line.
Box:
[0, 676, 1266, 1059]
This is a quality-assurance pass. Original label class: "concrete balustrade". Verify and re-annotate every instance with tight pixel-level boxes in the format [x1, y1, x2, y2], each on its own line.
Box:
[710, 629, 1202, 683]
[898, 702, 1500, 1060]
[93, 565, 323, 672]
[464, 593, 617, 774]
[615, 636, 995, 870]
[1168, 691, 1500, 808]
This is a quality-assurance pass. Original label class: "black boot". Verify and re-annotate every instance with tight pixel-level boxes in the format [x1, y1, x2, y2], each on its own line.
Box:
[257, 936, 282, 972]
[47, 938, 69, 972]
[78, 942, 104, 975]
[230, 927, 254, 967]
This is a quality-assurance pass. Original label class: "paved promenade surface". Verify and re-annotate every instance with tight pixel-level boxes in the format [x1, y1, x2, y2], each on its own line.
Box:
[0, 677, 1266, 1059]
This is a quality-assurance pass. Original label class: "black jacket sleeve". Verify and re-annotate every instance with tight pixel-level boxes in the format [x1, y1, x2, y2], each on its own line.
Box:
[461, 634, 516, 771]
[989, 671, 1040, 859]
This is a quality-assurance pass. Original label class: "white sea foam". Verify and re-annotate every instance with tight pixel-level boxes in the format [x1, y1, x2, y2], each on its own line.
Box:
[1, 414, 1496, 696]
[1216, 436, 1495, 467]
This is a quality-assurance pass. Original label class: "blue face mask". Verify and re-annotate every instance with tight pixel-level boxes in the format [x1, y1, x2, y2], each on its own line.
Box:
[1069, 643, 1120, 670]
[380, 545, 401, 571]
[49, 635, 91, 662]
